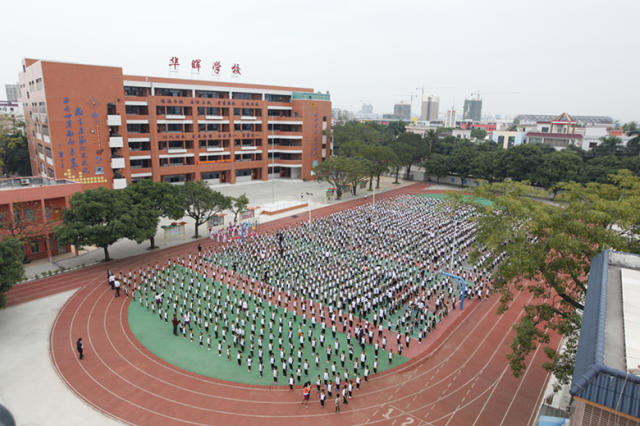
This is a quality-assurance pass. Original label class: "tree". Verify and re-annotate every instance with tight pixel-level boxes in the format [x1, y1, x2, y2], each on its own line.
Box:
[230, 194, 249, 224]
[396, 132, 426, 179]
[626, 129, 640, 156]
[55, 187, 133, 261]
[313, 157, 354, 200]
[0, 200, 48, 240]
[390, 143, 414, 184]
[460, 172, 639, 387]
[448, 141, 477, 187]
[423, 153, 449, 183]
[500, 144, 545, 182]
[583, 155, 621, 183]
[181, 181, 231, 238]
[0, 123, 30, 176]
[471, 150, 501, 183]
[470, 128, 487, 140]
[0, 237, 24, 308]
[592, 136, 624, 157]
[363, 145, 398, 190]
[346, 158, 369, 195]
[536, 150, 583, 195]
[123, 180, 185, 249]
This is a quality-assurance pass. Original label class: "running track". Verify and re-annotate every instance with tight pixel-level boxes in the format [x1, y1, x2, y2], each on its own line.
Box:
[7, 183, 559, 425]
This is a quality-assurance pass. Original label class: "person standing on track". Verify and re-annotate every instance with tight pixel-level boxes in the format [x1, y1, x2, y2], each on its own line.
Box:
[172, 314, 179, 336]
[76, 337, 84, 360]
[302, 383, 310, 407]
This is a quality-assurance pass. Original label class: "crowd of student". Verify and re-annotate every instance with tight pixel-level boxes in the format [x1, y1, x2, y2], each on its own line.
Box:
[115, 195, 500, 408]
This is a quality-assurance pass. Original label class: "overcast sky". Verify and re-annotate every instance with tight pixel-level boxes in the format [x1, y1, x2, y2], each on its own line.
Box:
[2, 0, 639, 122]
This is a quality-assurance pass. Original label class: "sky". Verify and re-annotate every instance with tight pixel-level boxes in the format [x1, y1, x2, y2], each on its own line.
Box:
[2, 0, 639, 122]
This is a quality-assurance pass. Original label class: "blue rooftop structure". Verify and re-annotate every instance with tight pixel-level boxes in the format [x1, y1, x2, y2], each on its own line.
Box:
[570, 250, 640, 422]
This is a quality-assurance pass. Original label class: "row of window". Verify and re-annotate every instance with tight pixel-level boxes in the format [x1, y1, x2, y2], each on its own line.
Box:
[124, 105, 285, 118]
[122, 86, 293, 103]
[128, 152, 301, 169]
[126, 138, 298, 152]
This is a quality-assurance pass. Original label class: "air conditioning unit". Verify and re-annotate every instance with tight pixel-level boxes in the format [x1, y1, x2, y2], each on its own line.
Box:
[20, 178, 31, 185]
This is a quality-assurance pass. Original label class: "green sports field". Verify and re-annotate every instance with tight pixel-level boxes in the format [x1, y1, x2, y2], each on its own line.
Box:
[128, 266, 407, 385]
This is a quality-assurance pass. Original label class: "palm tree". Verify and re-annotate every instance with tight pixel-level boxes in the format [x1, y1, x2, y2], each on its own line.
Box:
[627, 129, 640, 156]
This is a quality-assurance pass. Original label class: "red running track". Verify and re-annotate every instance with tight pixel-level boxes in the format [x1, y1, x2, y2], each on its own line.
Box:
[7, 183, 558, 425]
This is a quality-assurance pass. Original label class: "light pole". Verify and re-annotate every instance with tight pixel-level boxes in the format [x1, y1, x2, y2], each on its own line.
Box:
[301, 192, 313, 224]
[372, 184, 375, 208]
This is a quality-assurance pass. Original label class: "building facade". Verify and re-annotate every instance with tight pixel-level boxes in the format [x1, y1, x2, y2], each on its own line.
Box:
[445, 108, 456, 128]
[5, 84, 19, 102]
[420, 95, 439, 121]
[18, 58, 332, 190]
[393, 102, 411, 120]
[0, 177, 81, 260]
[463, 97, 482, 122]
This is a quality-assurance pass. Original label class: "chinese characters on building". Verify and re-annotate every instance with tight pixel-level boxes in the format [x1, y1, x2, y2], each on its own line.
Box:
[168, 57, 242, 77]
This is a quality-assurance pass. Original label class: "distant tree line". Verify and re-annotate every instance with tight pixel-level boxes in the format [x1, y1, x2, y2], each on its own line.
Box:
[319, 121, 640, 196]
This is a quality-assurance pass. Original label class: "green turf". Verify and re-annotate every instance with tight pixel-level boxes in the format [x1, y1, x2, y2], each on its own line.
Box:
[128, 266, 407, 386]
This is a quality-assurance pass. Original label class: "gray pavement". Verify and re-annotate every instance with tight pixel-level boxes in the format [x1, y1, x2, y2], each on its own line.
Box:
[0, 289, 120, 426]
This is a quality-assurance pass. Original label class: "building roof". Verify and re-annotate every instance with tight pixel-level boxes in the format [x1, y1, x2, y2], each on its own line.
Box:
[551, 112, 576, 123]
[570, 250, 640, 419]
[515, 114, 614, 126]
[525, 132, 583, 139]
[0, 177, 77, 191]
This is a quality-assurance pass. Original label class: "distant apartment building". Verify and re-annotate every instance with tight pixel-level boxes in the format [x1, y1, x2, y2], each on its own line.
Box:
[5, 83, 19, 102]
[516, 112, 619, 151]
[463, 97, 482, 122]
[444, 108, 456, 128]
[360, 104, 373, 114]
[393, 102, 411, 120]
[489, 130, 525, 149]
[18, 58, 331, 190]
[420, 95, 439, 121]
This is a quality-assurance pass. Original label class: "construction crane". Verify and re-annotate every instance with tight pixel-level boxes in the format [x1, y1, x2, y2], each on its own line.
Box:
[416, 86, 456, 98]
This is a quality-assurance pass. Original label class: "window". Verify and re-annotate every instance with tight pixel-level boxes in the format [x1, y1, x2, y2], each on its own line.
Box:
[127, 123, 149, 133]
[123, 86, 149, 96]
[45, 206, 51, 219]
[47, 168, 54, 178]
[265, 94, 290, 102]
[45, 147, 52, 158]
[95, 166, 104, 175]
[107, 103, 117, 115]
[195, 90, 228, 99]
[155, 88, 190, 97]
[30, 240, 40, 254]
[25, 208, 35, 222]
[233, 93, 256, 100]
[38, 144, 44, 154]
[125, 105, 148, 115]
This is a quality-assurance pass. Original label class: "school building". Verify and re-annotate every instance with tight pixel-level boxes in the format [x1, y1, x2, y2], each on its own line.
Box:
[0, 177, 81, 260]
[18, 58, 332, 189]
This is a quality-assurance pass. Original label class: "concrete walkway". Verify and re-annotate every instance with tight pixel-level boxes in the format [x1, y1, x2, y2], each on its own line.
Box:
[0, 289, 120, 425]
[22, 177, 413, 281]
